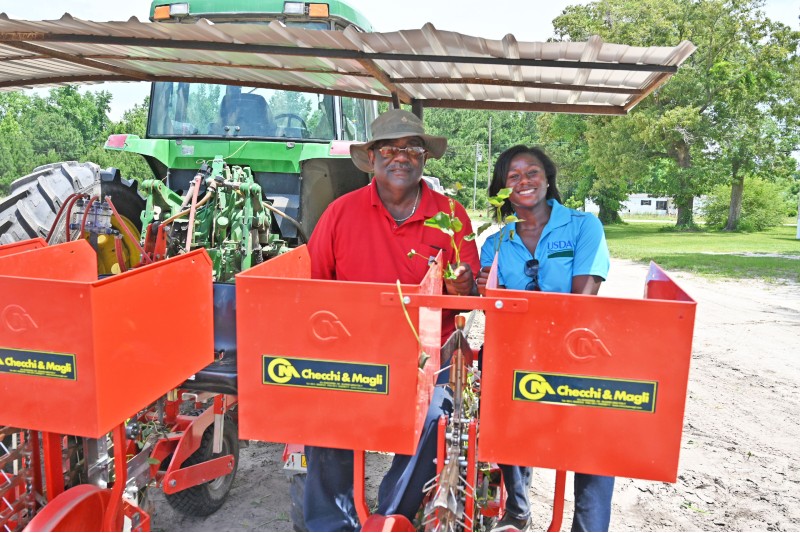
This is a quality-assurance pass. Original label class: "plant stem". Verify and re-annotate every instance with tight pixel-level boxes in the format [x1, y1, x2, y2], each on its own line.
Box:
[396, 280, 421, 346]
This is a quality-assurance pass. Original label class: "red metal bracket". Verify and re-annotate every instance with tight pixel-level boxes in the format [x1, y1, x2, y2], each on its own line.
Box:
[122, 499, 151, 532]
[380, 293, 528, 313]
[436, 416, 446, 477]
[547, 470, 567, 532]
[464, 420, 478, 530]
[354, 450, 369, 525]
[162, 454, 235, 494]
[142, 222, 168, 262]
[41, 432, 65, 500]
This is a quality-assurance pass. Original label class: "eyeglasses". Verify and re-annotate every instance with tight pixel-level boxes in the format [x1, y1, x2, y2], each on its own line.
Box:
[524, 258, 540, 291]
[376, 145, 427, 160]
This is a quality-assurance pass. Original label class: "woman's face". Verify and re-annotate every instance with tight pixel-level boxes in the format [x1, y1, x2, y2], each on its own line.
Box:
[505, 152, 548, 209]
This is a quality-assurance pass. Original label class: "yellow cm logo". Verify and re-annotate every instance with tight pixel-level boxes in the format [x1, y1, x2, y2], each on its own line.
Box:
[518, 373, 556, 401]
[267, 357, 300, 384]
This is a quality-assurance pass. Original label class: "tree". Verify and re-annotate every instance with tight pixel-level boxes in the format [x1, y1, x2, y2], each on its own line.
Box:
[553, 0, 800, 229]
[24, 111, 85, 162]
[0, 86, 127, 194]
[585, 115, 654, 223]
[0, 116, 36, 195]
[705, 15, 800, 230]
[536, 113, 595, 210]
[423, 108, 540, 209]
[702, 176, 790, 231]
[83, 98, 153, 182]
[44, 86, 112, 148]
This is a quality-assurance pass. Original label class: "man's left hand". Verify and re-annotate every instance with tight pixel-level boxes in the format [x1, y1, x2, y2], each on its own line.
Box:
[445, 263, 478, 296]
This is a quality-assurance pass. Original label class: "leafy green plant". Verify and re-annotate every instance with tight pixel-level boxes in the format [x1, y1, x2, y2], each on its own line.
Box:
[475, 187, 522, 251]
[408, 196, 476, 279]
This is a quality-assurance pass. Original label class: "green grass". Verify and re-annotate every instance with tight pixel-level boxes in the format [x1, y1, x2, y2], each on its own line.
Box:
[605, 222, 800, 283]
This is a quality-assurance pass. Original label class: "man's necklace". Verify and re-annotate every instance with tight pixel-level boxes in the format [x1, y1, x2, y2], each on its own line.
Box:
[393, 186, 421, 224]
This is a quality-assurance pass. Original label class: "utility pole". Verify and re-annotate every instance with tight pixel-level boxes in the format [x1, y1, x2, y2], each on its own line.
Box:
[486, 116, 492, 187]
[473, 143, 483, 211]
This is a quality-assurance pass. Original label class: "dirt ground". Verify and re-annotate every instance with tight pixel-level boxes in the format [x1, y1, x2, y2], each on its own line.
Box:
[151, 258, 800, 532]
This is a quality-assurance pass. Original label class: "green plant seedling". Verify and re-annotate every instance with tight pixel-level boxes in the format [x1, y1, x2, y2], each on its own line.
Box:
[475, 187, 523, 253]
[408, 198, 476, 279]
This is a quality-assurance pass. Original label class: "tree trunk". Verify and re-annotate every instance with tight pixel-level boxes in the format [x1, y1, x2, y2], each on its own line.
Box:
[796, 191, 800, 240]
[725, 169, 744, 231]
[676, 198, 695, 227]
[674, 142, 695, 229]
[597, 205, 622, 225]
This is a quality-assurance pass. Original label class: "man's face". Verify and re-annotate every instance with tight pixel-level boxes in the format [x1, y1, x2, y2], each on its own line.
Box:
[368, 136, 427, 188]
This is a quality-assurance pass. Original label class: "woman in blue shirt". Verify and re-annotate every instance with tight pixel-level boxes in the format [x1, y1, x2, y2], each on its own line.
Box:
[476, 145, 613, 532]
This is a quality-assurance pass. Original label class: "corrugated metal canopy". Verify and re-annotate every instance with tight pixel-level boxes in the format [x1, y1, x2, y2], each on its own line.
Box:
[0, 14, 696, 115]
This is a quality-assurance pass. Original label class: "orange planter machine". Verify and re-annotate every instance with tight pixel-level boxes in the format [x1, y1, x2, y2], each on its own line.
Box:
[236, 247, 696, 531]
[237, 246, 443, 454]
[1, 238, 696, 531]
[0, 238, 224, 531]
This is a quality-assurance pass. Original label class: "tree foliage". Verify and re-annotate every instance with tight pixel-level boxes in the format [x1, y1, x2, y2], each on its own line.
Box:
[702, 177, 790, 231]
[422, 109, 540, 210]
[552, 0, 800, 228]
[1, 2, 798, 234]
[536, 113, 594, 209]
[83, 99, 153, 182]
[0, 86, 138, 194]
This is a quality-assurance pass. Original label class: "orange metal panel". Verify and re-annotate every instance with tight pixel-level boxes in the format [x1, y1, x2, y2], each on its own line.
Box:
[478, 262, 696, 482]
[0, 240, 96, 282]
[0, 240, 214, 438]
[237, 246, 442, 454]
[22, 484, 112, 532]
[0, 238, 47, 257]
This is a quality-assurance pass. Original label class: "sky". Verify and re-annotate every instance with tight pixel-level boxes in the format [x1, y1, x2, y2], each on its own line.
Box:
[1, 0, 798, 119]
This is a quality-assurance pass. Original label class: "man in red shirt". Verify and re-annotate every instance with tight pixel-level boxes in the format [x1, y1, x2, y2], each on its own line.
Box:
[304, 109, 479, 530]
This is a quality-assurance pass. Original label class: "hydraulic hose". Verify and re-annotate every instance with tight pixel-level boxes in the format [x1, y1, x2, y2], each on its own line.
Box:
[161, 187, 215, 225]
[262, 201, 308, 244]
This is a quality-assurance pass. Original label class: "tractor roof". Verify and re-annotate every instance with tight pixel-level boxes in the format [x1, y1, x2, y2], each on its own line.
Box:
[0, 14, 695, 115]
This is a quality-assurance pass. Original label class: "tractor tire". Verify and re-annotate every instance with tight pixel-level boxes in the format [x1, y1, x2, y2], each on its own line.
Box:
[0, 161, 98, 244]
[163, 415, 240, 517]
[0, 162, 146, 246]
[288, 472, 307, 532]
[97, 167, 146, 233]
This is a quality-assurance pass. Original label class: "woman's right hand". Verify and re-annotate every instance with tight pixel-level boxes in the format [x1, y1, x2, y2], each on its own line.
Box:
[476, 266, 492, 296]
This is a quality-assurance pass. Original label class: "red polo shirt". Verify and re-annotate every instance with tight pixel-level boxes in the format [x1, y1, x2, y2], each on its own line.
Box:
[308, 178, 479, 342]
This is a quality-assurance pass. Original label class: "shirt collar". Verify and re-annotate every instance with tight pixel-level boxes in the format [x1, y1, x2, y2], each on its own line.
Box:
[503, 199, 567, 238]
[547, 199, 570, 228]
[416, 182, 438, 219]
[369, 177, 432, 222]
[368, 177, 381, 207]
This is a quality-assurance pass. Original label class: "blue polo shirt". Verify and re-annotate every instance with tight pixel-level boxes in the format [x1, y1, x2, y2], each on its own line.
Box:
[480, 199, 609, 293]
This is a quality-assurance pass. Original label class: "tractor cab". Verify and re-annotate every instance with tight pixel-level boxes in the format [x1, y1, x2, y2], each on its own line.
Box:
[148, 82, 373, 142]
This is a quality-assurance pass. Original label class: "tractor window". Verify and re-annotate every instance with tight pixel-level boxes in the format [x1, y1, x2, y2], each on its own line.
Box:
[148, 82, 342, 141]
[341, 96, 375, 141]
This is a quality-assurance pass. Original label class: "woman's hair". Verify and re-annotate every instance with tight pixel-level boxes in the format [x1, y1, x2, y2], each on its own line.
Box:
[489, 145, 562, 218]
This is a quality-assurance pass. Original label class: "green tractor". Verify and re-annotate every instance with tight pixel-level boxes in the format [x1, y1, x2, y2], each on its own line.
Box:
[0, 0, 377, 282]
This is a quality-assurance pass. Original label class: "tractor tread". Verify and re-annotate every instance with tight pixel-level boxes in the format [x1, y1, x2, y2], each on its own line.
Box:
[0, 161, 99, 245]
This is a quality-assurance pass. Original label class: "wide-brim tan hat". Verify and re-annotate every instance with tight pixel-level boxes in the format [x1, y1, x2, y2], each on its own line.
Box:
[350, 109, 447, 172]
